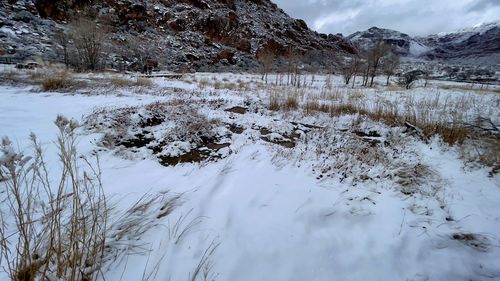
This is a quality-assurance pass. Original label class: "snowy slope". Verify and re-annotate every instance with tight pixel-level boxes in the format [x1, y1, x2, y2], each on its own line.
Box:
[1, 68, 500, 280]
[347, 22, 500, 65]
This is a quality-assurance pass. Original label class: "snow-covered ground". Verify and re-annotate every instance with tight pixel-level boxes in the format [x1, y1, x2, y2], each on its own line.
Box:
[1, 67, 499, 281]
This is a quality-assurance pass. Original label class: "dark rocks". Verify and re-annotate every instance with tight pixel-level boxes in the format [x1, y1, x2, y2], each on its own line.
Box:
[12, 11, 36, 23]
[224, 106, 247, 114]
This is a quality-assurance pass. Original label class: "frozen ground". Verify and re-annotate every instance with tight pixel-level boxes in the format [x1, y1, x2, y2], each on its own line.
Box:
[1, 67, 499, 281]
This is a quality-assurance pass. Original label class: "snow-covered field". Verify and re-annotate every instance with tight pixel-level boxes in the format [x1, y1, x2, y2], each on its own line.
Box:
[1, 66, 499, 281]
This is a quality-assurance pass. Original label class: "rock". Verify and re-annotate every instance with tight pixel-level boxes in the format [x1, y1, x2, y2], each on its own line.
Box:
[12, 11, 36, 23]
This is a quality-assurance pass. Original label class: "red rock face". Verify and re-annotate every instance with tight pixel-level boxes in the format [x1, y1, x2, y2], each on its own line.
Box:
[218, 49, 234, 60]
[18, 0, 356, 70]
[34, 0, 91, 20]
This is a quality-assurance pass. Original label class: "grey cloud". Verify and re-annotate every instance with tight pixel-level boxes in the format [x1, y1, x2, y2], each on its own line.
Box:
[468, 0, 500, 11]
[271, 0, 500, 36]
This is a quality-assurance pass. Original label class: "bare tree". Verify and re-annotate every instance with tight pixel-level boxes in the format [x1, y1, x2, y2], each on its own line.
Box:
[366, 38, 392, 87]
[53, 29, 70, 67]
[123, 35, 159, 73]
[361, 59, 370, 87]
[382, 53, 400, 86]
[70, 19, 105, 71]
[257, 48, 276, 84]
[339, 54, 362, 86]
[421, 64, 432, 87]
[284, 46, 301, 87]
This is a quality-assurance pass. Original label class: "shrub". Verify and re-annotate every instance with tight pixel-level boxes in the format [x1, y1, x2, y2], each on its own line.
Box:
[397, 71, 420, 89]
[41, 74, 68, 91]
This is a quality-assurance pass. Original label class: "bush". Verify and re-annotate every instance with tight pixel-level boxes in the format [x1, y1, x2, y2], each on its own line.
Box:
[41, 74, 68, 91]
[397, 70, 420, 89]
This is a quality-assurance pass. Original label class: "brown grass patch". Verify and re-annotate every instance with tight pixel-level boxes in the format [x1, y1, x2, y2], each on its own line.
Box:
[108, 77, 152, 87]
[221, 82, 236, 90]
[329, 103, 360, 117]
[198, 78, 210, 90]
[305, 101, 321, 115]
[213, 80, 223, 89]
[438, 84, 500, 94]
[284, 93, 298, 111]
[42, 75, 68, 91]
[269, 90, 280, 111]
[40, 70, 82, 91]
[385, 85, 402, 91]
[134, 77, 153, 87]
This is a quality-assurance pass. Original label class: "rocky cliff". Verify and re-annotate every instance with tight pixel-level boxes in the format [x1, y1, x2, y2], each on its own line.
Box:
[0, 0, 354, 71]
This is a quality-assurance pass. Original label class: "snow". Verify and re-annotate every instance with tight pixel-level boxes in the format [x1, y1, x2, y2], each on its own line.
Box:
[0, 26, 17, 37]
[409, 41, 431, 56]
[0, 70, 499, 280]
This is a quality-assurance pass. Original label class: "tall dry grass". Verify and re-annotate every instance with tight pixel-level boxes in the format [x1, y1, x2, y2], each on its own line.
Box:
[265, 83, 498, 169]
[0, 116, 107, 281]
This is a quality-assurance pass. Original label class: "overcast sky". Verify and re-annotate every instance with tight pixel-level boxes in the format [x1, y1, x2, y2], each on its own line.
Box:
[270, 0, 500, 36]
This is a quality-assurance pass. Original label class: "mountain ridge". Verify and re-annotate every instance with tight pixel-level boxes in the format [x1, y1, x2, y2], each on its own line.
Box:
[0, 0, 498, 70]
[346, 21, 500, 65]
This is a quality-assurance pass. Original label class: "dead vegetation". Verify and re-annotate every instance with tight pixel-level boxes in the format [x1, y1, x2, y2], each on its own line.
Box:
[438, 84, 500, 94]
[451, 233, 494, 252]
[85, 100, 230, 166]
[0, 116, 214, 281]
[0, 66, 157, 92]
[262, 81, 498, 169]
[106, 76, 153, 87]
[0, 116, 107, 281]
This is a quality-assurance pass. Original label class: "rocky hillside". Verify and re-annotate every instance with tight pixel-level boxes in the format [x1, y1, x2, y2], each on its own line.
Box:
[347, 23, 500, 66]
[0, 0, 355, 71]
[415, 22, 500, 65]
[2, 1, 498, 71]
[347, 27, 416, 56]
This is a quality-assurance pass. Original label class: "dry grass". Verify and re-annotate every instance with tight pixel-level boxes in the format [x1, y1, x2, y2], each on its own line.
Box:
[134, 77, 153, 87]
[269, 89, 280, 111]
[41, 71, 70, 91]
[304, 100, 330, 115]
[295, 86, 495, 154]
[28, 69, 45, 80]
[107, 77, 153, 87]
[385, 85, 402, 91]
[236, 79, 246, 89]
[329, 103, 361, 117]
[213, 80, 222, 89]
[304, 100, 321, 115]
[326, 100, 470, 145]
[347, 90, 365, 102]
[198, 78, 211, 90]
[223, 82, 237, 90]
[284, 93, 299, 110]
[438, 84, 500, 94]
[0, 67, 90, 91]
[39, 70, 90, 91]
[0, 116, 107, 281]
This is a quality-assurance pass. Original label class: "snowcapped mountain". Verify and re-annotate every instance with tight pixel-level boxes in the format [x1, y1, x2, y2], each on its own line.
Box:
[415, 22, 500, 64]
[347, 22, 500, 65]
[347, 26, 414, 56]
